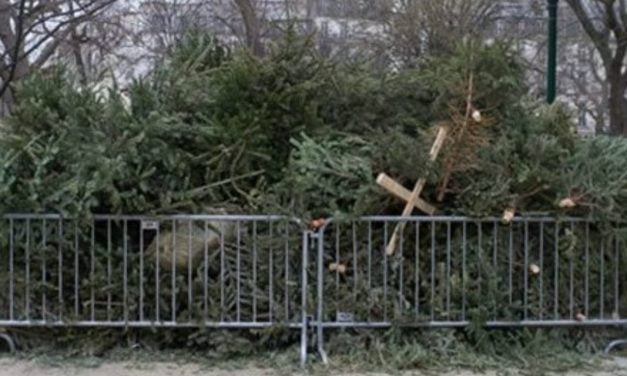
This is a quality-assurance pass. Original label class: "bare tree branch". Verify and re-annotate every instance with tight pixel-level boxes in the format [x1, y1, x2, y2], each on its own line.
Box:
[567, 0, 627, 134]
[0, 0, 116, 112]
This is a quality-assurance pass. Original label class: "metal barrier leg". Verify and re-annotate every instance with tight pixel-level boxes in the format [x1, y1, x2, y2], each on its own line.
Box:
[317, 339, 329, 365]
[0, 333, 16, 353]
[300, 323, 308, 368]
[605, 339, 627, 355]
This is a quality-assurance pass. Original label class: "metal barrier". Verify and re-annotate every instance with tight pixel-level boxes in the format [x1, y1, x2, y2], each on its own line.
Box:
[1, 214, 627, 364]
[313, 216, 627, 362]
[0, 214, 311, 365]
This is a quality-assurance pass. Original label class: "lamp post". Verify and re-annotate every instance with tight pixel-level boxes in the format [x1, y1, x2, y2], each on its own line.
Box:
[547, 0, 559, 103]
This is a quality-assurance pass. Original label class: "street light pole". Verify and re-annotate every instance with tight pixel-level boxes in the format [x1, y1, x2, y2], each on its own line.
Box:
[547, 0, 559, 103]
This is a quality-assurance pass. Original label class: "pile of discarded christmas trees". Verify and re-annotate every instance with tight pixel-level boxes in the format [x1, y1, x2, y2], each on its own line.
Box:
[1, 35, 627, 353]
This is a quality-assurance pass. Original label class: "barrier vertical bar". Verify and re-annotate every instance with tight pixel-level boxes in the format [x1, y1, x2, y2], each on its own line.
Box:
[25, 219, 31, 320]
[446, 221, 451, 317]
[554, 222, 560, 319]
[316, 220, 328, 364]
[187, 220, 192, 322]
[383, 222, 389, 321]
[399, 224, 405, 317]
[107, 219, 112, 321]
[415, 221, 420, 319]
[9, 218, 14, 321]
[123, 219, 128, 323]
[539, 222, 544, 319]
[155, 222, 161, 322]
[569, 222, 575, 320]
[430, 221, 435, 321]
[300, 229, 309, 368]
[352, 222, 358, 314]
[508, 224, 513, 305]
[203, 221, 209, 323]
[584, 222, 590, 318]
[335, 222, 340, 315]
[524, 221, 529, 320]
[172, 220, 177, 323]
[601, 239, 605, 318]
[91, 221, 95, 322]
[253, 221, 258, 322]
[139, 222, 144, 322]
[614, 227, 619, 317]
[42, 219, 47, 320]
[220, 222, 225, 322]
[269, 222, 274, 321]
[57, 219, 62, 321]
[462, 221, 467, 320]
[283, 221, 288, 321]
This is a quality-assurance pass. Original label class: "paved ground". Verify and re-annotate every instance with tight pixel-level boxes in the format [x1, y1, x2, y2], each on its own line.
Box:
[0, 357, 627, 376]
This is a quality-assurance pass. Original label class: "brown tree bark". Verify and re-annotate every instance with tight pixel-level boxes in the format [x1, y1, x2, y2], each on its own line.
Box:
[233, 0, 264, 56]
[566, 0, 627, 135]
[608, 68, 627, 135]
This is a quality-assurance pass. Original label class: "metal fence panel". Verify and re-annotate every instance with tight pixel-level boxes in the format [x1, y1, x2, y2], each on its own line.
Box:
[314, 216, 627, 360]
[0, 214, 310, 365]
[2, 214, 627, 365]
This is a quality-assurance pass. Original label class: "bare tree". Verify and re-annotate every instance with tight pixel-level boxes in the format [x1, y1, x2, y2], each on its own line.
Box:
[505, 4, 608, 134]
[53, 1, 131, 86]
[382, 0, 499, 67]
[133, 0, 269, 61]
[560, 37, 609, 134]
[0, 0, 115, 112]
[137, 0, 211, 59]
[566, 0, 627, 135]
[222, 0, 303, 56]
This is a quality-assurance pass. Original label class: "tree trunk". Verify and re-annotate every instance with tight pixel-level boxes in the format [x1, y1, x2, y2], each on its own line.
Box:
[234, 0, 264, 56]
[607, 68, 627, 135]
